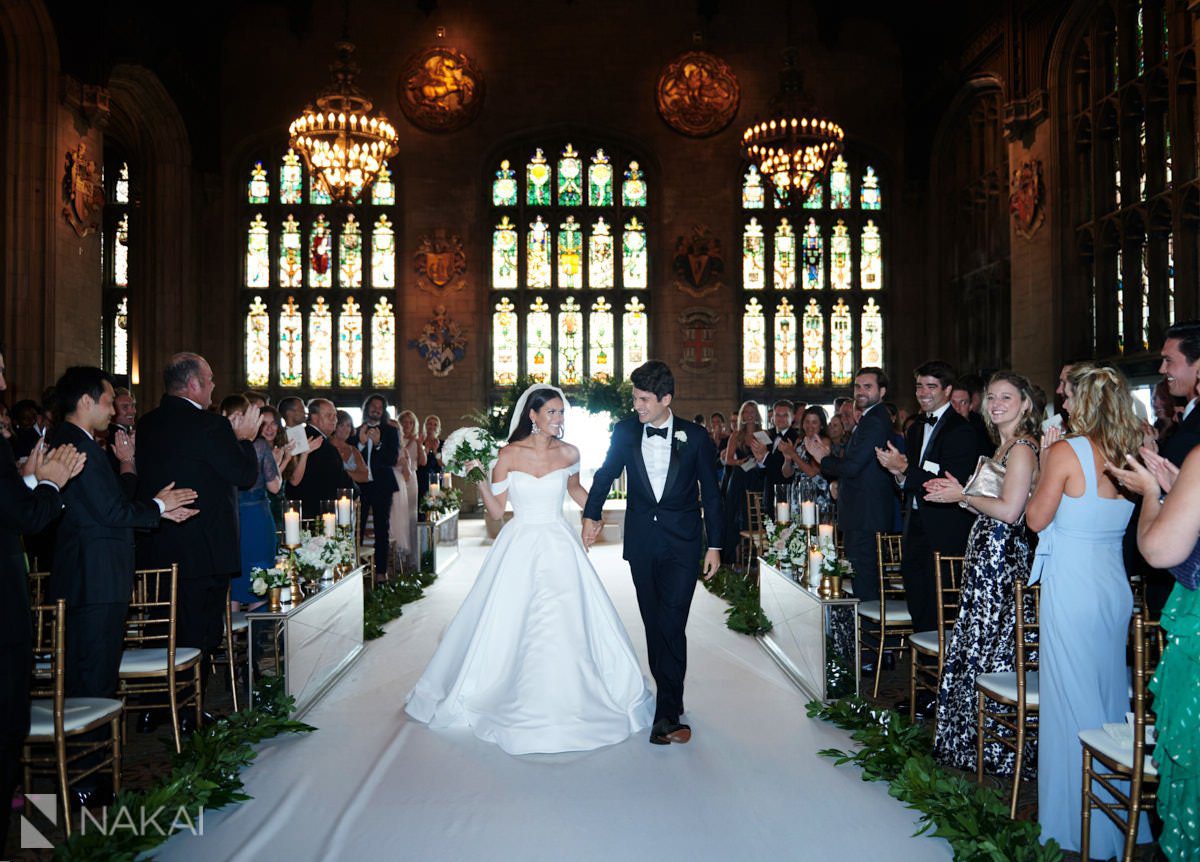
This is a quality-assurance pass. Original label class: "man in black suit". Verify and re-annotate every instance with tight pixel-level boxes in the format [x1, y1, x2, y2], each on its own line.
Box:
[356, 394, 398, 577]
[583, 360, 722, 745]
[952, 377, 993, 454]
[11, 398, 45, 460]
[877, 361, 987, 638]
[135, 353, 260, 724]
[806, 367, 896, 604]
[0, 348, 83, 851]
[748, 399, 798, 515]
[287, 398, 348, 515]
[48, 367, 197, 702]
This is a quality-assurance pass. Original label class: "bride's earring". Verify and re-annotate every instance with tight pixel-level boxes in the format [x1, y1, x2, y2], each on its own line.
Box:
[531, 424, 541, 435]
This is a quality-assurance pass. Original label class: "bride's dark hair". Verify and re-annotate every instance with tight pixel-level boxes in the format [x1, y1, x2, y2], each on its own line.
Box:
[508, 388, 564, 443]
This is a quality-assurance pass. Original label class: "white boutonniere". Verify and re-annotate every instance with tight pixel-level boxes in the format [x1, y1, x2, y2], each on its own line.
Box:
[674, 430, 688, 446]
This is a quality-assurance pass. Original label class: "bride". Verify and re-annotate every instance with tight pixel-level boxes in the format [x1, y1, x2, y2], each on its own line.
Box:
[404, 385, 654, 755]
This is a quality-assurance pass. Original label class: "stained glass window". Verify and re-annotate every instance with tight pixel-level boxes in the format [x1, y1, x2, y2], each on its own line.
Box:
[243, 148, 395, 393]
[115, 214, 130, 287]
[557, 144, 582, 206]
[558, 217, 583, 289]
[371, 297, 395, 388]
[773, 298, 797, 386]
[743, 219, 766, 290]
[742, 298, 766, 386]
[115, 163, 130, 205]
[588, 150, 613, 206]
[622, 217, 647, 288]
[526, 297, 553, 383]
[739, 154, 886, 394]
[339, 216, 362, 288]
[308, 297, 333, 387]
[589, 298, 615, 382]
[492, 297, 519, 386]
[249, 162, 269, 204]
[246, 214, 269, 287]
[558, 297, 583, 385]
[490, 142, 651, 388]
[102, 154, 132, 378]
[112, 296, 128, 376]
[245, 296, 270, 387]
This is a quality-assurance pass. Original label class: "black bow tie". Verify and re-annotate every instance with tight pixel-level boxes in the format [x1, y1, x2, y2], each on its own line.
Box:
[645, 425, 669, 439]
[922, 413, 938, 426]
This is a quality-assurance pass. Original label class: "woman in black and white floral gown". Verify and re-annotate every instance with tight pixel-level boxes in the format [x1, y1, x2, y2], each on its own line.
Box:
[922, 372, 1041, 776]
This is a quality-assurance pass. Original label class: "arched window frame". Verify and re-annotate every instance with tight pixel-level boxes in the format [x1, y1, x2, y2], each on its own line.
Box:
[486, 138, 652, 395]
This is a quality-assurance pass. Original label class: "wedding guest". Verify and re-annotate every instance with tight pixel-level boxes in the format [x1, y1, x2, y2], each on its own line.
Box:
[389, 409, 425, 571]
[1152, 379, 1184, 444]
[924, 371, 1040, 777]
[834, 396, 857, 435]
[0, 349, 82, 843]
[286, 398, 347, 516]
[1109, 402, 1200, 862]
[749, 399, 796, 515]
[877, 360, 986, 715]
[356, 394, 398, 579]
[708, 413, 729, 484]
[221, 394, 280, 611]
[1025, 362, 1151, 856]
[277, 395, 306, 429]
[135, 352, 260, 730]
[1042, 361, 1079, 438]
[827, 415, 848, 458]
[12, 398, 45, 460]
[783, 405, 833, 515]
[242, 390, 267, 409]
[720, 400, 763, 565]
[333, 410, 369, 484]
[805, 370, 893, 604]
[952, 377, 992, 452]
[418, 414, 444, 502]
[258, 405, 291, 529]
[882, 401, 906, 530]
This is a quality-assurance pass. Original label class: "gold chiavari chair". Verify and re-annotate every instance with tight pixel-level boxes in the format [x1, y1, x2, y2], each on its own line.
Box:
[857, 533, 910, 697]
[117, 565, 202, 753]
[23, 600, 122, 835]
[1079, 613, 1161, 862]
[218, 583, 249, 713]
[975, 577, 1039, 818]
[354, 496, 378, 587]
[27, 568, 49, 612]
[907, 553, 964, 725]
[738, 491, 767, 575]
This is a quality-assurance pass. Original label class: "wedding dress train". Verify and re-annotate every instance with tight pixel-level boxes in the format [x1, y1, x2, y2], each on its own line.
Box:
[405, 464, 654, 755]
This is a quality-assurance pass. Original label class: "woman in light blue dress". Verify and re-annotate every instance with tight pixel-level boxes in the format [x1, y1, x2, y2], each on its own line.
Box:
[1026, 363, 1151, 857]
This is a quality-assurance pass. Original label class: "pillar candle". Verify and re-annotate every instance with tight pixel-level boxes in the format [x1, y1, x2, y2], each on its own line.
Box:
[284, 511, 301, 546]
[818, 523, 835, 549]
[808, 548, 824, 587]
[336, 496, 352, 526]
[775, 502, 789, 523]
[801, 501, 817, 526]
[322, 512, 337, 537]
[430, 484, 441, 498]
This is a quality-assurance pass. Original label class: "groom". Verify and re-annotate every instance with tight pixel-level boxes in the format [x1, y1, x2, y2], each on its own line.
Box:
[583, 360, 722, 745]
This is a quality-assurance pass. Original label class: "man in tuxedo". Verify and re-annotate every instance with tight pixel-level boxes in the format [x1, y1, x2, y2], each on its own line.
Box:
[805, 367, 895, 604]
[135, 353, 260, 726]
[356, 394, 399, 577]
[49, 367, 197, 702]
[0, 349, 83, 850]
[582, 360, 722, 746]
[287, 398, 347, 515]
[877, 361, 986, 663]
[749, 399, 797, 514]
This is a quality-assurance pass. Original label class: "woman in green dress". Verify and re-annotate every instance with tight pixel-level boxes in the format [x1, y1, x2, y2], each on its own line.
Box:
[1109, 430, 1200, 862]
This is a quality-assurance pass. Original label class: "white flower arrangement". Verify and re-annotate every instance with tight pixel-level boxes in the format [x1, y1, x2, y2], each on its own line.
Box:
[443, 426, 502, 483]
[250, 566, 288, 596]
[762, 519, 811, 566]
[674, 430, 688, 445]
[295, 534, 349, 575]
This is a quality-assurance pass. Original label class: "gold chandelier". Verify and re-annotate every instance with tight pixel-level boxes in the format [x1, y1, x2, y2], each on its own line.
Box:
[740, 48, 844, 202]
[289, 41, 399, 204]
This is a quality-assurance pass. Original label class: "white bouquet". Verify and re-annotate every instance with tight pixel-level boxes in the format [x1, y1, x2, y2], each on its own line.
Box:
[443, 426, 501, 484]
[250, 566, 288, 596]
[296, 534, 345, 575]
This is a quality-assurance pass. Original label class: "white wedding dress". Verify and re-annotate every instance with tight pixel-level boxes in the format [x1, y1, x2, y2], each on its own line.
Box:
[405, 463, 654, 755]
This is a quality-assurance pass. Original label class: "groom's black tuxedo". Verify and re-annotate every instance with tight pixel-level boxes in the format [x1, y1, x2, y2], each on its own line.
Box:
[584, 413, 722, 725]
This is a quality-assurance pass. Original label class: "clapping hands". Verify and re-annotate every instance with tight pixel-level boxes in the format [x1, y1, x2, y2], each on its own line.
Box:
[875, 441, 907, 476]
[923, 471, 965, 504]
[747, 435, 768, 463]
[154, 481, 199, 523]
[803, 434, 831, 463]
[231, 404, 263, 441]
[1106, 447, 1180, 499]
[113, 429, 135, 464]
[26, 441, 86, 487]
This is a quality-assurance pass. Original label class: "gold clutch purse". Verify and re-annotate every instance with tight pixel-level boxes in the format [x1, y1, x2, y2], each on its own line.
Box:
[962, 455, 1005, 499]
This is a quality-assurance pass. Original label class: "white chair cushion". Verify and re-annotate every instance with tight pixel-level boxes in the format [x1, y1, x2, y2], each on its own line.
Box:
[977, 670, 1039, 707]
[1078, 727, 1157, 777]
[909, 630, 940, 654]
[858, 600, 911, 624]
[230, 612, 248, 633]
[119, 646, 202, 675]
[28, 698, 122, 737]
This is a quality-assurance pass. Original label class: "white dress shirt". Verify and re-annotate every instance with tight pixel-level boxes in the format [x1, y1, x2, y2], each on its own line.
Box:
[641, 411, 673, 502]
[1185, 398, 1197, 422]
[907, 402, 951, 509]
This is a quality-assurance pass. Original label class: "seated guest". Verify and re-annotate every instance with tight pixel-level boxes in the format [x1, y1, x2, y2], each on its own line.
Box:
[924, 372, 1040, 777]
[333, 410, 369, 484]
[221, 395, 281, 611]
[286, 398, 346, 516]
[1026, 363, 1152, 856]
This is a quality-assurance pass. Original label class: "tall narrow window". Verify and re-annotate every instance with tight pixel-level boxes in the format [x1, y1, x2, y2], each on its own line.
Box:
[102, 156, 132, 378]
[241, 152, 397, 396]
[488, 141, 652, 389]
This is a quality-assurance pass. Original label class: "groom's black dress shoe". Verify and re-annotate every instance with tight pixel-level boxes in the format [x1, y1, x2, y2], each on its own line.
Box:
[649, 720, 692, 745]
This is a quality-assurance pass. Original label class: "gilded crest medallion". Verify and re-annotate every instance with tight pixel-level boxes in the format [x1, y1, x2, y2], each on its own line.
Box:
[413, 229, 467, 293]
[1009, 159, 1045, 240]
[656, 51, 740, 138]
[671, 224, 725, 298]
[398, 46, 484, 134]
[61, 141, 104, 237]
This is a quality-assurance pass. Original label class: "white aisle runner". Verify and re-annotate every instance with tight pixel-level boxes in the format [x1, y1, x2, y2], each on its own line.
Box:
[159, 523, 948, 861]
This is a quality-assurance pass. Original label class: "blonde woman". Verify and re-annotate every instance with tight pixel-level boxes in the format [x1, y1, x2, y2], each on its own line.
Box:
[419, 414, 444, 499]
[1025, 363, 1151, 856]
[388, 408, 426, 570]
[720, 400, 763, 565]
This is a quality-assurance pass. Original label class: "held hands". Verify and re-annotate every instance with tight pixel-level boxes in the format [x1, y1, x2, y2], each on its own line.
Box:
[804, 434, 831, 464]
[702, 548, 721, 581]
[581, 517, 602, 549]
[113, 429, 135, 464]
[875, 441, 907, 476]
[923, 471, 964, 505]
[232, 404, 263, 441]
